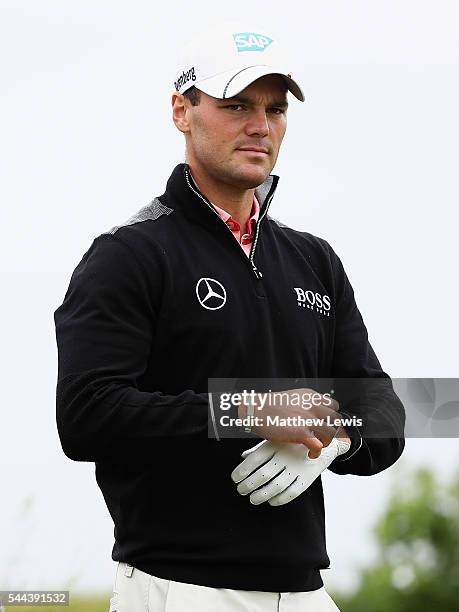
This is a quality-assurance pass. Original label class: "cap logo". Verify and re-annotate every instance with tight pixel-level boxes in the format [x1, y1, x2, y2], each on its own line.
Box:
[233, 32, 273, 52]
[174, 66, 196, 92]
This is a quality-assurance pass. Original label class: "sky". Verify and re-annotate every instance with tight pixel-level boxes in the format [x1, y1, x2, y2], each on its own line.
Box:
[1, 0, 458, 597]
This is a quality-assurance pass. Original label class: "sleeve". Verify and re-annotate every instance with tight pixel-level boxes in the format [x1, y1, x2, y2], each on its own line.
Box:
[322, 240, 406, 476]
[53, 233, 213, 462]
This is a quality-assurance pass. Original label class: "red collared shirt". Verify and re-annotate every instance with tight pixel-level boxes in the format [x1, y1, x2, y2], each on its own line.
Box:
[211, 195, 260, 258]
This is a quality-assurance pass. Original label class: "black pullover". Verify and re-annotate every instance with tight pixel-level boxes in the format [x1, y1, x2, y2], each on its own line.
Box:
[53, 163, 405, 592]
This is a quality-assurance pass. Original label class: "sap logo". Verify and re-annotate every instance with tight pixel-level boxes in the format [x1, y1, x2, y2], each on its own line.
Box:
[293, 287, 331, 317]
[233, 32, 274, 53]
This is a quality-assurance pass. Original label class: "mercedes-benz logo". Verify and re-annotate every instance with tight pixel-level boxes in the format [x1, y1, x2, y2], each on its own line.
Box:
[196, 277, 227, 310]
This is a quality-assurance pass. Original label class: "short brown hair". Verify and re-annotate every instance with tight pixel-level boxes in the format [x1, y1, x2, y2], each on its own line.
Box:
[183, 86, 201, 106]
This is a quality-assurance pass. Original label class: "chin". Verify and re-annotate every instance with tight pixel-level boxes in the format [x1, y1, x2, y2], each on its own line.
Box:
[231, 164, 271, 188]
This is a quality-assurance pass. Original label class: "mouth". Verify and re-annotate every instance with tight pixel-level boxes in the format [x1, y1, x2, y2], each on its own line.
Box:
[236, 148, 270, 157]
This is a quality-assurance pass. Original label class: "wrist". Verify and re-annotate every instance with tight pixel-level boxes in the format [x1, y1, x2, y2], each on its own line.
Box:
[335, 425, 351, 444]
[238, 402, 247, 419]
[241, 398, 256, 433]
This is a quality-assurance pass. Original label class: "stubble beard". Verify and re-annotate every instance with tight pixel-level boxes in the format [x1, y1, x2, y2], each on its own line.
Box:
[211, 154, 273, 190]
[188, 136, 275, 190]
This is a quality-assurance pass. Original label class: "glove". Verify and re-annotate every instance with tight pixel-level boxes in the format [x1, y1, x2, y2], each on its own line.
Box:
[230, 437, 351, 506]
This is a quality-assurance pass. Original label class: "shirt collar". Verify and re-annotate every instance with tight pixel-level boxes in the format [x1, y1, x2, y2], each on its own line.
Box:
[211, 196, 260, 235]
[164, 164, 279, 234]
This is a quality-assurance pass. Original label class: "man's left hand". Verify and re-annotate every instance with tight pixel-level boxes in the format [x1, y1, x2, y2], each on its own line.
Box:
[231, 436, 351, 506]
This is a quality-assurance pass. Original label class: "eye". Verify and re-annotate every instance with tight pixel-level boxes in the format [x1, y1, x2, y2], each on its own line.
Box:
[268, 108, 286, 115]
[225, 104, 245, 111]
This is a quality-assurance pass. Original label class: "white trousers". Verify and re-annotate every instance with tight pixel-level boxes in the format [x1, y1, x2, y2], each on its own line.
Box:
[108, 562, 341, 612]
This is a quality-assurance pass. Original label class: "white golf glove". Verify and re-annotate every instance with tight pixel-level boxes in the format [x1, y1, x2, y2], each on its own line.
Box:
[231, 437, 351, 506]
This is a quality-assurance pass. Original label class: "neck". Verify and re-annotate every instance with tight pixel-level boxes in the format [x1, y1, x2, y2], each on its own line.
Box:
[187, 164, 255, 228]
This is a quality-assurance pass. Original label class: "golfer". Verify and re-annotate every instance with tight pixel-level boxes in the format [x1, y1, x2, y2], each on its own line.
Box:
[53, 23, 405, 611]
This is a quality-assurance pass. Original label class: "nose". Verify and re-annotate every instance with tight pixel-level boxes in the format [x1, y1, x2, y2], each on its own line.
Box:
[245, 108, 269, 138]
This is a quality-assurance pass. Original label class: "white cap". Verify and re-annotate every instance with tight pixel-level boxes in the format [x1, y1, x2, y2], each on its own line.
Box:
[173, 23, 305, 102]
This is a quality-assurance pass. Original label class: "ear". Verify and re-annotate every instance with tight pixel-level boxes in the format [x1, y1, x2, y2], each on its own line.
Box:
[172, 92, 191, 134]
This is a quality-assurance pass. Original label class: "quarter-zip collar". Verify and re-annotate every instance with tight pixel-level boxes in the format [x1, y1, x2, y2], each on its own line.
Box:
[161, 163, 279, 233]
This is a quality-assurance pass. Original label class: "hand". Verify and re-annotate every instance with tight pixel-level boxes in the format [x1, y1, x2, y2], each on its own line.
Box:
[230, 437, 351, 506]
[239, 387, 347, 458]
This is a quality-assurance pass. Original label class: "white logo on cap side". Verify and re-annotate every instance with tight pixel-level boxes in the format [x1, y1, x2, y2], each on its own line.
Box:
[196, 278, 227, 310]
[174, 66, 197, 92]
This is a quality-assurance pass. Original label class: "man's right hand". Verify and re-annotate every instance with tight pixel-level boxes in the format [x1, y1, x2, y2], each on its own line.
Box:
[238, 388, 348, 458]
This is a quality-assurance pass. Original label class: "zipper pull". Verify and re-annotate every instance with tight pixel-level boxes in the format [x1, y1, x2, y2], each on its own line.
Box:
[252, 264, 263, 279]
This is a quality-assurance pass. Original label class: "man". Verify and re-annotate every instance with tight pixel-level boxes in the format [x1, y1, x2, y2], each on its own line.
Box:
[53, 24, 405, 611]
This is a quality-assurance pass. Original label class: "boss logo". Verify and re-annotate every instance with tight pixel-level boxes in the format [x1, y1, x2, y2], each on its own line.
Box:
[293, 287, 331, 317]
[233, 32, 274, 52]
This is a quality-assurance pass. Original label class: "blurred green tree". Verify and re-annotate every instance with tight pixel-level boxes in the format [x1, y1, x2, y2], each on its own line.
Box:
[334, 465, 459, 612]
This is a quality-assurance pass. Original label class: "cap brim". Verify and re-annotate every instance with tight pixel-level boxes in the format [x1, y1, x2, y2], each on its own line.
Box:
[195, 65, 306, 102]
